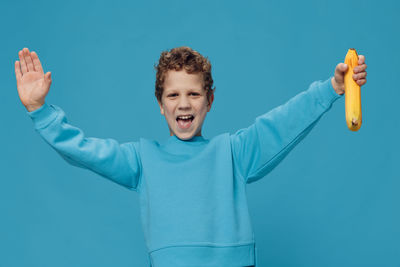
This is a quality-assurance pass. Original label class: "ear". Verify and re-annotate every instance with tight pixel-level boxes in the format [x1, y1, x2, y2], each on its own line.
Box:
[157, 100, 165, 115]
[207, 92, 214, 112]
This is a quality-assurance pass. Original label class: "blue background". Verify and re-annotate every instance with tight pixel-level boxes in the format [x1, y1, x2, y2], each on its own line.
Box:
[1, 0, 399, 266]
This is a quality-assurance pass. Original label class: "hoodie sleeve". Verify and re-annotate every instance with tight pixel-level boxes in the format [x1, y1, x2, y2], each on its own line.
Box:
[27, 103, 142, 191]
[230, 77, 343, 184]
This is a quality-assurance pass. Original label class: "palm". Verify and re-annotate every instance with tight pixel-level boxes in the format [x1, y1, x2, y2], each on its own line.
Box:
[15, 48, 52, 111]
[17, 71, 48, 107]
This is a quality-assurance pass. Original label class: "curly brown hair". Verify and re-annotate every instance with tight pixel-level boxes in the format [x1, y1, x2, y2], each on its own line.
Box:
[154, 46, 215, 104]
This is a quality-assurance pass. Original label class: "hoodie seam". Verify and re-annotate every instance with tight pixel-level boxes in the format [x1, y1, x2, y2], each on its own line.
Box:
[149, 241, 256, 254]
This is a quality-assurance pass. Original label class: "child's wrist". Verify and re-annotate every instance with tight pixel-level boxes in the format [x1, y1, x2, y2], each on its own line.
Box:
[25, 102, 44, 112]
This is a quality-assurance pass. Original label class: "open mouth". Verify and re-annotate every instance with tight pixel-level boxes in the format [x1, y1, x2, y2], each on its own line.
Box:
[176, 115, 194, 129]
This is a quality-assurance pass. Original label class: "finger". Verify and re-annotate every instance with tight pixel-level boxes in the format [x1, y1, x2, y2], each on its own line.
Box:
[31, 51, 44, 74]
[15, 61, 22, 80]
[357, 78, 366, 86]
[354, 63, 367, 73]
[353, 71, 367, 80]
[358, 55, 365, 65]
[23, 48, 35, 72]
[18, 50, 28, 74]
[45, 71, 52, 84]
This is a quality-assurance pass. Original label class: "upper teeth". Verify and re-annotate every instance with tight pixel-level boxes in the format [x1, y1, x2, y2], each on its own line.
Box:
[178, 115, 193, 119]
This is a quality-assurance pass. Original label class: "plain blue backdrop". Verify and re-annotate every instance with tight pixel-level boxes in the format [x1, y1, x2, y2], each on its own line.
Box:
[1, 0, 399, 266]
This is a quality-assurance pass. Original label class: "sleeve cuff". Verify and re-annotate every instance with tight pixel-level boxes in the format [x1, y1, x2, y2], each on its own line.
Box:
[315, 77, 343, 108]
[26, 102, 59, 129]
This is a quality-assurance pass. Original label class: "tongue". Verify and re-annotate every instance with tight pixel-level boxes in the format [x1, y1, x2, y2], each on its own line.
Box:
[177, 119, 192, 129]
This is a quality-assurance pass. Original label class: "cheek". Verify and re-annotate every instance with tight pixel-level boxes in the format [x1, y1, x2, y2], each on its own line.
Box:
[199, 101, 209, 114]
[165, 106, 176, 120]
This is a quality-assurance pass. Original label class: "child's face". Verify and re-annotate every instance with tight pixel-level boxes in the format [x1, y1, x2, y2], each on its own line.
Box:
[158, 70, 214, 140]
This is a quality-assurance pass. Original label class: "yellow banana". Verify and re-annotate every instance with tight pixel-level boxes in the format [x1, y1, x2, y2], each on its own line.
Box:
[344, 48, 362, 131]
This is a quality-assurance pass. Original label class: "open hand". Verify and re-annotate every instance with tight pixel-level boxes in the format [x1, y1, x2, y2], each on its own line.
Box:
[15, 48, 52, 112]
[331, 55, 367, 95]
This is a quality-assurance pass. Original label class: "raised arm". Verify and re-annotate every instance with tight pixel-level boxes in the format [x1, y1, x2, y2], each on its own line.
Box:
[16, 48, 142, 191]
[230, 57, 367, 184]
[230, 78, 341, 184]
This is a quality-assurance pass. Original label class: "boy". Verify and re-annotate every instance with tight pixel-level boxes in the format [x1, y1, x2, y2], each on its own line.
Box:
[15, 46, 367, 267]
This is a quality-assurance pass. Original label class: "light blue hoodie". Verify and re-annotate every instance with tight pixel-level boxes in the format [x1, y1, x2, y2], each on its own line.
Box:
[27, 78, 342, 267]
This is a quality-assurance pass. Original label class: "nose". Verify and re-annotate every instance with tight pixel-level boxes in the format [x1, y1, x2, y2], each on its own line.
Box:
[178, 95, 191, 110]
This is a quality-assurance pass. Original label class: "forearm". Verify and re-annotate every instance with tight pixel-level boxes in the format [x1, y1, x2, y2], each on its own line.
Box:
[231, 77, 343, 183]
[27, 103, 141, 190]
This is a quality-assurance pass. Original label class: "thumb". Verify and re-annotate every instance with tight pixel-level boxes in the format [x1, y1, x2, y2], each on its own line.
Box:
[340, 63, 348, 72]
[45, 72, 52, 83]
[334, 63, 347, 84]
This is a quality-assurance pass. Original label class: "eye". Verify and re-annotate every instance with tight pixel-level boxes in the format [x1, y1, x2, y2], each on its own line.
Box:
[190, 92, 200, 96]
[168, 93, 178, 97]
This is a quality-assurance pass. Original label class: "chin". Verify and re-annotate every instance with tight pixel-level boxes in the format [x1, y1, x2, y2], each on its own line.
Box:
[173, 127, 201, 140]
[175, 132, 195, 140]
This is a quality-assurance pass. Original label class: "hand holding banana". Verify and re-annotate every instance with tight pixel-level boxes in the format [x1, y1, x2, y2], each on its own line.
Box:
[331, 49, 367, 131]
